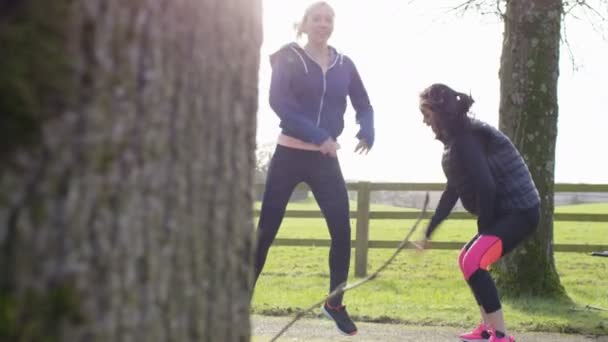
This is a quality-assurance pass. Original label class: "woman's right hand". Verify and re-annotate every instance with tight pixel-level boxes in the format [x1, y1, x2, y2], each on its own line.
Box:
[319, 138, 340, 158]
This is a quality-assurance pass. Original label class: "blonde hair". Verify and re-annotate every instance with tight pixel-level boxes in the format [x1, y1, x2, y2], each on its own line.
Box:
[295, 1, 335, 39]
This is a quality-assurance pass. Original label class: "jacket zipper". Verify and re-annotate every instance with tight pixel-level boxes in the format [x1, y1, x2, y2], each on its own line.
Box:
[316, 56, 339, 127]
[300, 47, 339, 128]
[316, 74, 326, 126]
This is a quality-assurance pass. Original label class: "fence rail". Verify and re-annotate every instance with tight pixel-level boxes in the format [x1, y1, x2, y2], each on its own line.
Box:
[255, 182, 608, 277]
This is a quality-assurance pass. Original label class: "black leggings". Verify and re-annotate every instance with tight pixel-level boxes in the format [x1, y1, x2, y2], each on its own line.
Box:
[254, 145, 351, 306]
[458, 205, 540, 313]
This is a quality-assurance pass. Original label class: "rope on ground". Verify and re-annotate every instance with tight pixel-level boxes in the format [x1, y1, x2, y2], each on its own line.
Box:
[269, 193, 430, 342]
[568, 304, 608, 312]
[585, 304, 608, 311]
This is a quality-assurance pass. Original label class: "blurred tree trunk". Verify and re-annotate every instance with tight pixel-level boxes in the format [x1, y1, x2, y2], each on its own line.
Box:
[0, 0, 261, 341]
[494, 0, 566, 297]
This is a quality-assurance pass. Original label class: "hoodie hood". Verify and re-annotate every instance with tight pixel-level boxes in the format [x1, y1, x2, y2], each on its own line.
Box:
[269, 42, 343, 73]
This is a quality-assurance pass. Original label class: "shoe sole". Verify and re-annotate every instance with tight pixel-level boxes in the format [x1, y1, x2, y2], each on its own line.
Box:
[321, 306, 358, 336]
[460, 338, 488, 342]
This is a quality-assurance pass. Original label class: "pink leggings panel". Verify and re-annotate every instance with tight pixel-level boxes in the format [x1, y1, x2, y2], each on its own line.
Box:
[458, 246, 467, 272]
[461, 235, 503, 280]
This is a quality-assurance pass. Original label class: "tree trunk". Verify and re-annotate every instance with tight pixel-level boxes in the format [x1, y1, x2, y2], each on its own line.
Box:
[0, 0, 262, 341]
[495, 0, 565, 297]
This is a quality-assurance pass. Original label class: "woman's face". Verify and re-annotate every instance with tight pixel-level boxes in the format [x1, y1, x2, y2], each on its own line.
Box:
[420, 105, 441, 138]
[302, 4, 334, 45]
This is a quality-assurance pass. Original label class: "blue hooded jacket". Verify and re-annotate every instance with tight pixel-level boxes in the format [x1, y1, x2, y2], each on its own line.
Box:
[269, 43, 375, 147]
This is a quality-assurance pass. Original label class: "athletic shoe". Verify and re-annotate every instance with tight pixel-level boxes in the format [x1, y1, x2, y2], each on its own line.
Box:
[321, 302, 358, 336]
[459, 323, 491, 341]
[488, 331, 515, 342]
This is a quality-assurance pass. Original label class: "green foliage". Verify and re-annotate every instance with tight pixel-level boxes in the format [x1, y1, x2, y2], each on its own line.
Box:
[0, 2, 80, 339]
[0, 0, 72, 163]
[0, 284, 84, 341]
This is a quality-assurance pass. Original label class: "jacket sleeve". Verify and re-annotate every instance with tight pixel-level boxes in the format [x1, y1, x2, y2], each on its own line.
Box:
[269, 50, 330, 145]
[347, 59, 375, 148]
[425, 183, 459, 239]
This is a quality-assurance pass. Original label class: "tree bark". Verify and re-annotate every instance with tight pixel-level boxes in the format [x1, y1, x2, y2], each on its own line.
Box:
[0, 0, 262, 341]
[495, 0, 565, 297]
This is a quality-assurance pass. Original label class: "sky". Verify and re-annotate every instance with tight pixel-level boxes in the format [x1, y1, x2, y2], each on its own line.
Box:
[256, 0, 608, 183]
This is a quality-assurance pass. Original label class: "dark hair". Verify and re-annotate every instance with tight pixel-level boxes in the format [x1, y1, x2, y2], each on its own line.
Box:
[419, 83, 475, 138]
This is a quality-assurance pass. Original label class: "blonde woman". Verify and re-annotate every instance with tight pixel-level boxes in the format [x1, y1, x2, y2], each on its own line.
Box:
[254, 1, 375, 336]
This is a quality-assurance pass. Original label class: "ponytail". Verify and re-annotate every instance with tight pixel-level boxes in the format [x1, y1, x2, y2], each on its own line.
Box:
[419, 83, 475, 139]
[455, 92, 474, 117]
[294, 21, 304, 39]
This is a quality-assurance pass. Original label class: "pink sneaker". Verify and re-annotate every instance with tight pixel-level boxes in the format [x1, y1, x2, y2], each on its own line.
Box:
[459, 323, 491, 341]
[488, 332, 515, 342]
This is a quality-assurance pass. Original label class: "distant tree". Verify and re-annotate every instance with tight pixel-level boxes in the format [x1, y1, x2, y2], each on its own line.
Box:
[0, 0, 261, 340]
[255, 142, 276, 183]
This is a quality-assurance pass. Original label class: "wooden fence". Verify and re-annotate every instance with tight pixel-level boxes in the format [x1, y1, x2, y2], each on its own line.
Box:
[254, 182, 608, 277]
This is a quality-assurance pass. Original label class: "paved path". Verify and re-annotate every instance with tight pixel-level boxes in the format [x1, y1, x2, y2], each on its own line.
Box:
[252, 315, 608, 342]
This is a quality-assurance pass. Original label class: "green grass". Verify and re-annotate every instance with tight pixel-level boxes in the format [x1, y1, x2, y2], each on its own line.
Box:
[555, 203, 608, 213]
[252, 200, 608, 335]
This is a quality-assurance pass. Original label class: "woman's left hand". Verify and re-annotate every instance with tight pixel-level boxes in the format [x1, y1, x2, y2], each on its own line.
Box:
[412, 238, 431, 252]
[354, 139, 370, 154]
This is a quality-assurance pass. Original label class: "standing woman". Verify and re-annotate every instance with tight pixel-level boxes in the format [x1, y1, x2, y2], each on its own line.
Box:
[253, 1, 375, 336]
[416, 83, 540, 342]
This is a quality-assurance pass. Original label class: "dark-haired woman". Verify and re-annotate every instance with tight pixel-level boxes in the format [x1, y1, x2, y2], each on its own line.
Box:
[416, 83, 540, 342]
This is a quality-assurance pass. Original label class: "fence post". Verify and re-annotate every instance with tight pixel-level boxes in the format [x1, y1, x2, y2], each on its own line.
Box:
[354, 181, 371, 277]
